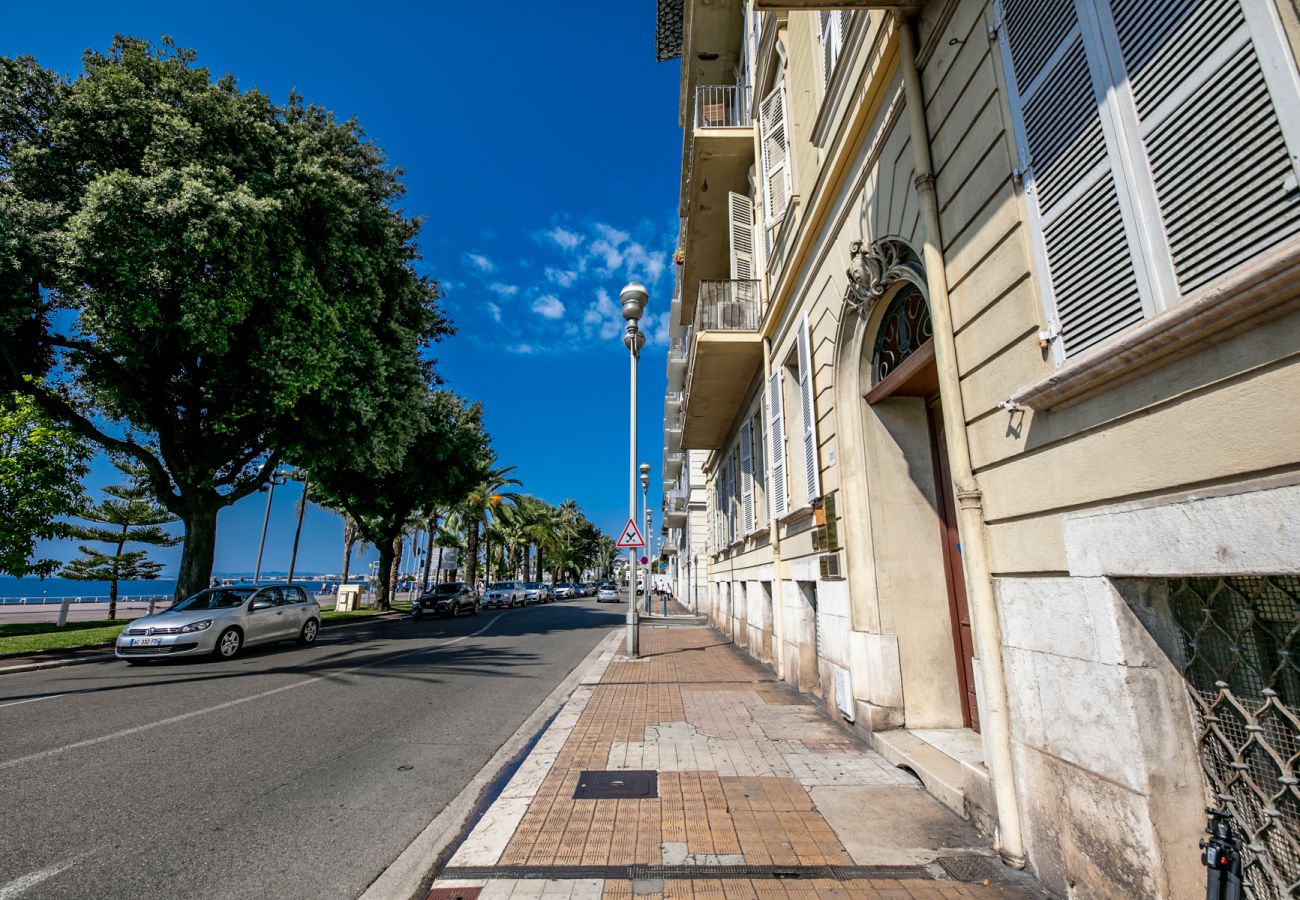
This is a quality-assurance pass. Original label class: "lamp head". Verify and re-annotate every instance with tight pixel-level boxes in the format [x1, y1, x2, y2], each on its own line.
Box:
[620, 282, 649, 321]
[639, 462, 652, 476]
[623, 324, 646, 352]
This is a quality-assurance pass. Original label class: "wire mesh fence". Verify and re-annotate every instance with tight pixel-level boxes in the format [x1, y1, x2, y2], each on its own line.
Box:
[1170, 575, 1300, 899]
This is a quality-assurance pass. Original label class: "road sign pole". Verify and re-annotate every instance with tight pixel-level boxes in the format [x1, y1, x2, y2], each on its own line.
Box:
[627, 325, 639, 658]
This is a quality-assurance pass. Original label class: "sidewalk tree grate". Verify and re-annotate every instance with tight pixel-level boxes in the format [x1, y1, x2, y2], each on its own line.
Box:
[438, 865, 934, 882]
[573, 769, 658, 799]
[426, 889, 482, 900]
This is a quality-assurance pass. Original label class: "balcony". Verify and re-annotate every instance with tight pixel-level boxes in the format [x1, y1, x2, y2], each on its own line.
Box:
[682, 279, 764, 449]
[679, 83, 755, 326]
[663, 490, 688, 526]
[665, 411, 684, 450]
[665, 390, 684, 411]
[664, 448, 684, 477]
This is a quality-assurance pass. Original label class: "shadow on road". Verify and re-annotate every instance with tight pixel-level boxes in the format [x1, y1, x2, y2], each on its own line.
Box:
[0, 601, 626, 705]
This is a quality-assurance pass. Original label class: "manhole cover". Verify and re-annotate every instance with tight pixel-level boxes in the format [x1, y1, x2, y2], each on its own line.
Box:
[573, 770, 658, 799]
[935, 855, 1009, 882]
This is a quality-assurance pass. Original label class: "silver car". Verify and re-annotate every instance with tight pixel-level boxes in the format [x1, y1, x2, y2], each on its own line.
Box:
[116, 584, 321, 663]
[482, 581, 526, 609]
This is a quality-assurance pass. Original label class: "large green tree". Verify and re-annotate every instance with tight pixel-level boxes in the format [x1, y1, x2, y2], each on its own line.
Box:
[457, 463, 522, 589]
[61, 459, 180, 618]
[0, 38, 447, 599]
[312, 390, 488, 610]
[0, 392, 91, 577]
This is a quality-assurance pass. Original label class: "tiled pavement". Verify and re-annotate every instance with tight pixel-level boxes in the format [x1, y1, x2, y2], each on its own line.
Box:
[429, 626, 1049, 900]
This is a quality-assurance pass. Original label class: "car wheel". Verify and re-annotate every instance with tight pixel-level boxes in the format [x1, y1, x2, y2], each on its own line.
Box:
[451, 603, 460, 618]
[412, 607, 423, 619]
[472, 602, 480, 615]
[298, 618, 319, 646]
[215, 627, 242, 659]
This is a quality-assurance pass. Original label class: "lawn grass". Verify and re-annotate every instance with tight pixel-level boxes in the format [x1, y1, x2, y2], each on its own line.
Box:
[0, 619, 127, 656]
[0, 601, 411, 657]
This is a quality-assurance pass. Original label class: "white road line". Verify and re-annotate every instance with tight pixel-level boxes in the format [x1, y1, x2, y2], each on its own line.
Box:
[0, 689, 95, 711]
[0, 614, 504, 772]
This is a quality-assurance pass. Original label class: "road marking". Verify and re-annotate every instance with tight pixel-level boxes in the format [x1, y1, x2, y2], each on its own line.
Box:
[0, 689, 96, 711]
[0, 614, 504, 772]
[0, 847, 91, 900]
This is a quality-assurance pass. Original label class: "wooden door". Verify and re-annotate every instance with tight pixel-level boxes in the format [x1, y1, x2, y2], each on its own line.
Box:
[927, 397, 979, 732]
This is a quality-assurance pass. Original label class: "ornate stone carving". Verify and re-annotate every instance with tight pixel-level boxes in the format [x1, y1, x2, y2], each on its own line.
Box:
[843, 237, 925, 318]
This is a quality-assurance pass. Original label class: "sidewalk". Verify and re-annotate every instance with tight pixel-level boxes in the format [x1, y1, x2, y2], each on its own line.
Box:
[427, 624, 1049, 900]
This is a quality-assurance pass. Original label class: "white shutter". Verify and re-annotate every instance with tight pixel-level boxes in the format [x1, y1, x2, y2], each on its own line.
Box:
[729, 192, 755, 280]
[739, 421, 755, 534]
[819, 11, 849, 86]
[752, 412, 767, 529]
[759, 81, 791, 226]
[1107, 0, 1300, 294]
[765, 370, 788, 519]
[796, 316, 821, 503]
[996, 0, 1147, 357]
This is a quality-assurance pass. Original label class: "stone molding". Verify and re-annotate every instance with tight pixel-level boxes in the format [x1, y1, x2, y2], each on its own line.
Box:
[1012, 237, 1300, 411]
[843, 236, 926, 320]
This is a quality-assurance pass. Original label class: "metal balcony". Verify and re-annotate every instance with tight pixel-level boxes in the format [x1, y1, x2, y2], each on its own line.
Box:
[694, 84, 749, 130]
[663, 490, 688, 525]
[664, 449, 684, 477]
[665, 390, 684, 411]
[681, 279, 765, 449]
[665, 411, 683, 450]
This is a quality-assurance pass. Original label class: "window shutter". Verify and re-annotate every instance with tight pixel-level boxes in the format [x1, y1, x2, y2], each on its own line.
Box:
[796, 316, 821, 503]
[996, 0, 1147, 357]
[760, 81, 792, 226]
[729, 192, 755, 280]
[1108, 0, 1300, 294]
[739, 421, 755, 534]
[765, 370, 788, 519]
[819, 11, 849, 86]
[752, 411, 767, 529]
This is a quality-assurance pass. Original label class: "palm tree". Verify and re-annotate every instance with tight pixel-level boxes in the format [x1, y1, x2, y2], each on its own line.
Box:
[458, 464, 523, 589]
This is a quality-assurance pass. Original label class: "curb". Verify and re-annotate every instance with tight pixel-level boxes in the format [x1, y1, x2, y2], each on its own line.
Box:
[360, 627, 623, 900]
[0, 609, 408, 677]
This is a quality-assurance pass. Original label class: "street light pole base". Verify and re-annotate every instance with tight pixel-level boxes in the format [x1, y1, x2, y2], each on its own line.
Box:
[626, 605, 639, 658]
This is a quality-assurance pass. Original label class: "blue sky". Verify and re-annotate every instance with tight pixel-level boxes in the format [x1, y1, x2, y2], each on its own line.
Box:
[7, 1, 682, 576]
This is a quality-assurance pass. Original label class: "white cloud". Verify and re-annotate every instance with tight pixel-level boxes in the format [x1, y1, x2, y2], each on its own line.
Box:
[486, 302, 502, 323]
[594, 223, 631, 246]
[623, 242, 667, 284]
[466, 252, 495, 273]
[589, 239, 623, 274]
[510, 343, 538, 355]
[546, 267, 578, 288]
[488, 282, 519, 296]
[546, 227, 583, 251]
[645, 310, 672, 347]
[532, 294, 566, 319]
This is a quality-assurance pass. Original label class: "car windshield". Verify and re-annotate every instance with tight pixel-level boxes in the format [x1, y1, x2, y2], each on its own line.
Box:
[171, 588, 253, 611]
[600, 584, 615, 590]
[488, 582, 513, 591]
[431, 583, 464, 594]
[526, 582, 543, 589]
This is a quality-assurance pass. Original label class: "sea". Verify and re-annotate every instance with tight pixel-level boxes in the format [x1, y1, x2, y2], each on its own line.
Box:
[0, 573, 342, 603]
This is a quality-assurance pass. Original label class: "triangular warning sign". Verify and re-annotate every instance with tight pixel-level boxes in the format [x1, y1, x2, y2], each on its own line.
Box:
[616, 518, 645, 548]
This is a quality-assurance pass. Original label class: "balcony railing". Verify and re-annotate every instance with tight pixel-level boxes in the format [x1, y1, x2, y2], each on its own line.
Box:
[694, 84, 750, 130]
[665, 390, 684, 408]
[668, 335, 690, 366]
[695, 279, 761, 331]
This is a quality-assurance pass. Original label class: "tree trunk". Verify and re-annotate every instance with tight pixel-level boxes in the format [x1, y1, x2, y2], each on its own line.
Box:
[341, 535, 355, 586]
[375, 538, 396, 612]
[466, 520, 480, 589]
[388, 535, 403, 607]
[421, 512, 437, 591]
[109, 528, 126, 620]
[176, 504, 219, 601]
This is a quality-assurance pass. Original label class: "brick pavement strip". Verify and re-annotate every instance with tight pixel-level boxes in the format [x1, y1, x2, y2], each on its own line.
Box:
[433, 626, 1047, 900]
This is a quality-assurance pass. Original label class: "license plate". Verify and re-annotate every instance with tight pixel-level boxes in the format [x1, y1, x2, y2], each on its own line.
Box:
[132, 637, 162, 647]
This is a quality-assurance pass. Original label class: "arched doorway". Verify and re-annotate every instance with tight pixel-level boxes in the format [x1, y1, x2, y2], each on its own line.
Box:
[863, 285, 978, 731]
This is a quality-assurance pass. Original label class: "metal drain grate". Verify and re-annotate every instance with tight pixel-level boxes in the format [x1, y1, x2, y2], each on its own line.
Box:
[573, 770, 658, 799]
[438, 864, 935, 882]
[426, 889, 482, 900]
[934, 856, 1011, 883]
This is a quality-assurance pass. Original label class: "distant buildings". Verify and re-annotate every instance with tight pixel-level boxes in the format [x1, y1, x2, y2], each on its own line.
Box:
[655, 2, 1300, 897]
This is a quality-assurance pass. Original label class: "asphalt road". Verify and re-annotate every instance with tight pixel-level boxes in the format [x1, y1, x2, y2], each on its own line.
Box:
[0, 596, 627, 900]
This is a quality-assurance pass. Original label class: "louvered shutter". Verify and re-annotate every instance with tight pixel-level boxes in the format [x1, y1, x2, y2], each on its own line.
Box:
[729, 192, 755, 280]
[796, 316, 821, 503]
[819, 11, 850, 86]
[752, 412, 767, 529]
[760, 82, 792, 226]
[739, 421, 755, 534]
[996, 0, 1147, 357]
[1107, 0, 1300, 294]
[765, 370, 788, 519]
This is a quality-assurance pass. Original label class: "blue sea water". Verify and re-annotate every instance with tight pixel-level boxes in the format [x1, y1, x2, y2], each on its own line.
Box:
[0, 574, 339, 602]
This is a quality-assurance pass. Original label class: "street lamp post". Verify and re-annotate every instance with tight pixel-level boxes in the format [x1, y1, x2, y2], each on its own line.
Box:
[639, 464, 651, 614]
[254, 468, 289, 584]
[621, 282, 648, 658]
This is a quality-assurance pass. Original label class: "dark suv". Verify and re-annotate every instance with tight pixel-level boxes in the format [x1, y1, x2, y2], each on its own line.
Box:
[412, 582, 479, 618]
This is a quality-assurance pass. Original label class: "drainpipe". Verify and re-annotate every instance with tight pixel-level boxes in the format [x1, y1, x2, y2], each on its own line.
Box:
[762, 334, 789, 683]
[897, 17, 1026, 869]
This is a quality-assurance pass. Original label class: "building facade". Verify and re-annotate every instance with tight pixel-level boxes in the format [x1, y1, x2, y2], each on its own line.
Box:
[656, 1, 1300, 897]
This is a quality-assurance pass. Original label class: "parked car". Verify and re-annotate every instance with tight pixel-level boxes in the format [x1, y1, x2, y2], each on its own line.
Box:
[412, 582, 479, 618]
[596, 583, 620, 603]
[553, 583, 576, 600]
[523, 582, 551, 604]
[482, 581, 526, 608]
[116, 584, 320, 662]
[582, 582, 597, 597]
